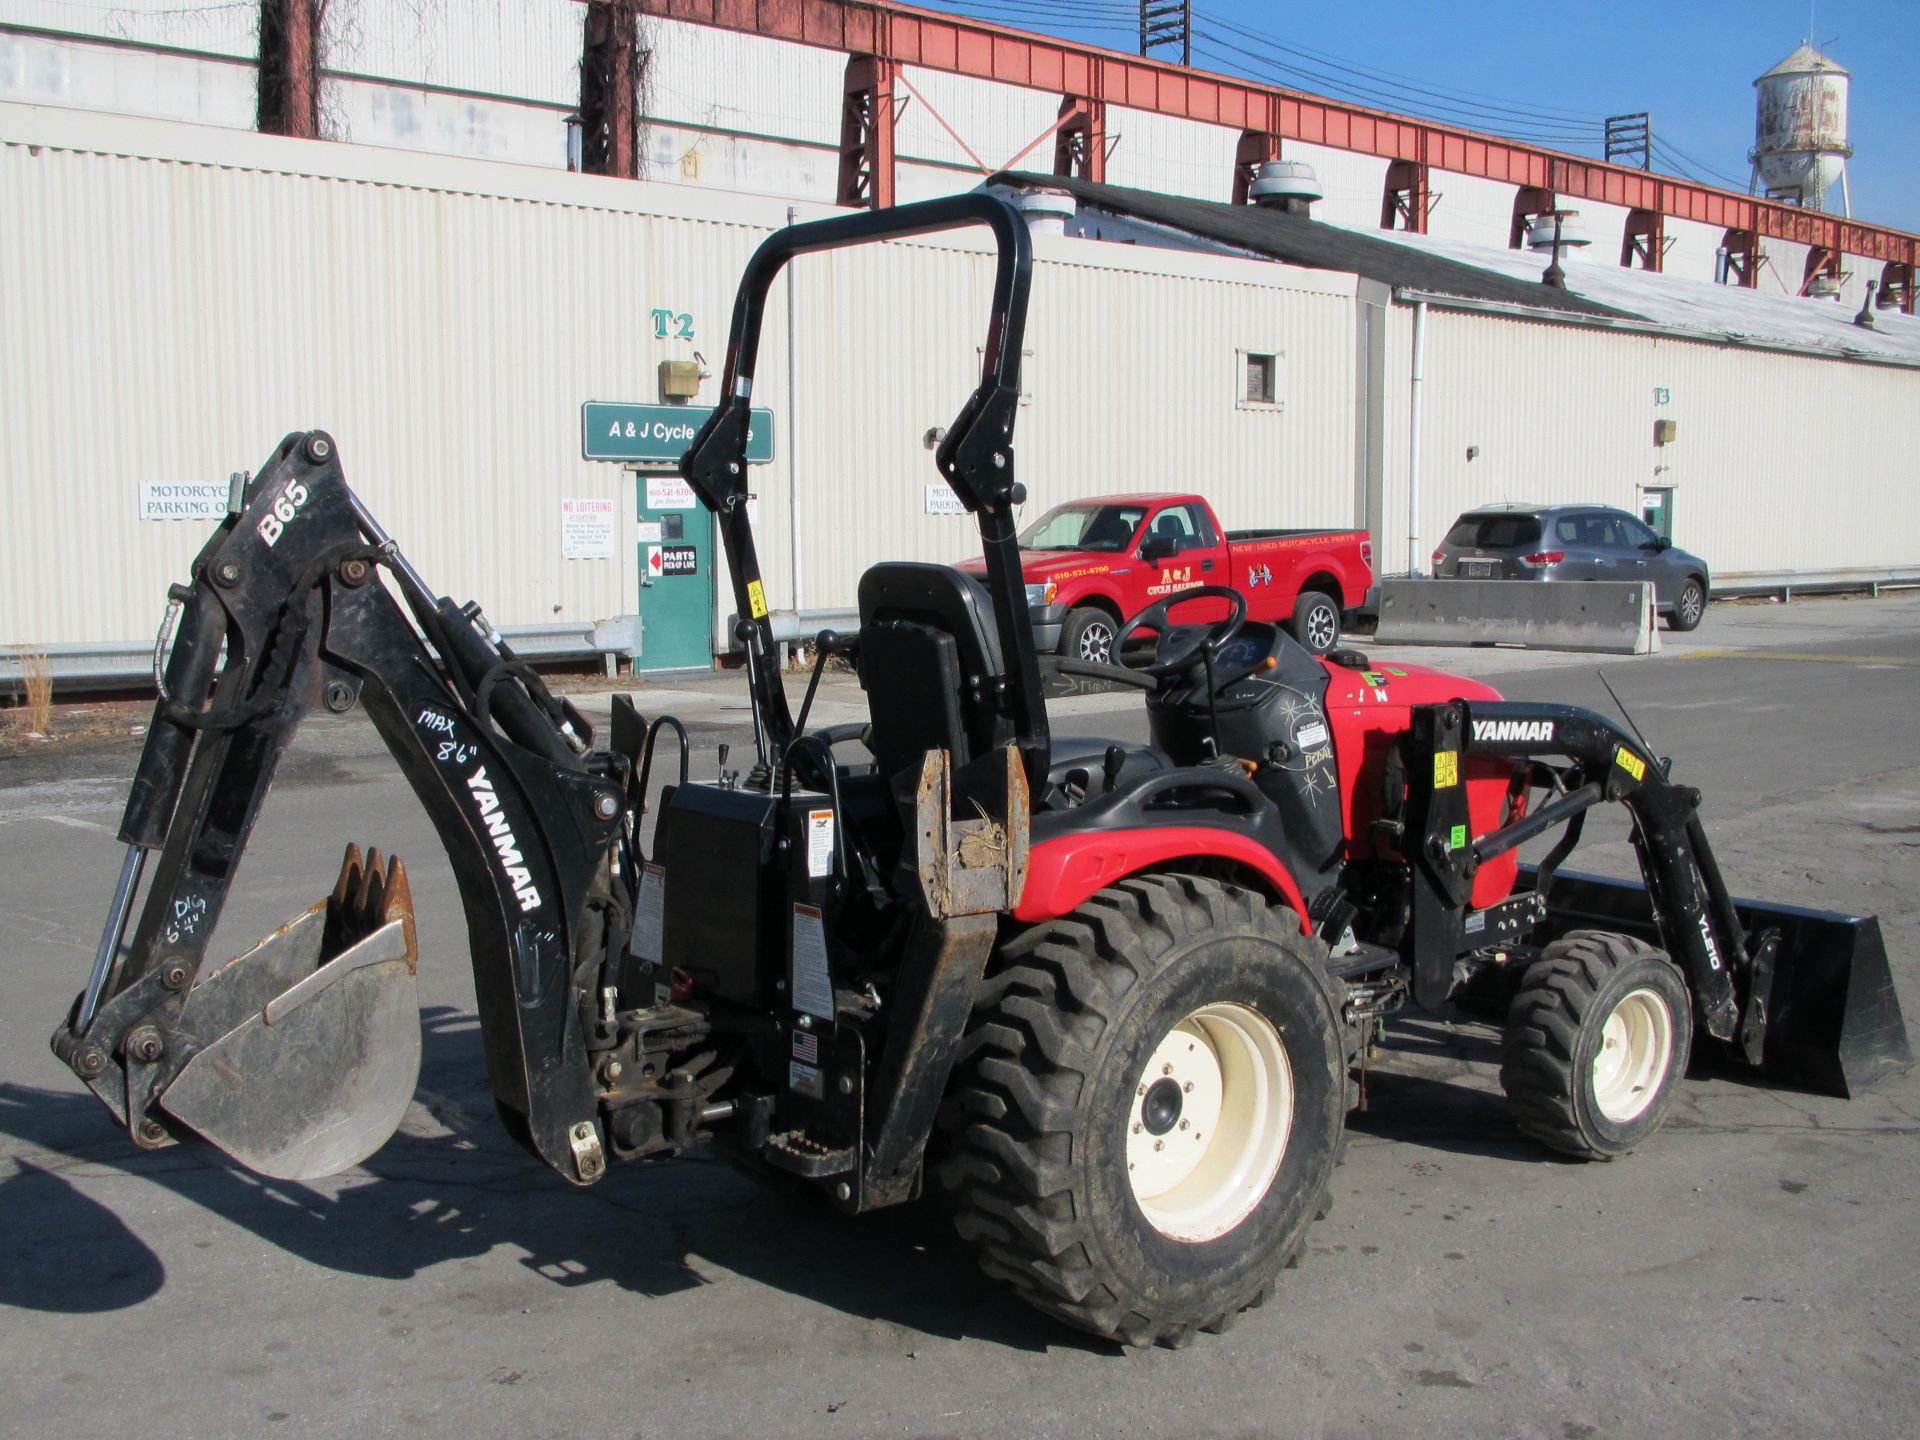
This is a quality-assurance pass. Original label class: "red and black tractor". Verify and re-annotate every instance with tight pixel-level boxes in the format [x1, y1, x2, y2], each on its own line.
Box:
[53, 196, 1910, 1347]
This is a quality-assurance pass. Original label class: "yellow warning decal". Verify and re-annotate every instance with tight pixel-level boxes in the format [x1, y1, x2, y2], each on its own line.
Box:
[746, 579, 768, 619]
[1434, 751, 1459, 788]
[1614, 746, 1647, 782]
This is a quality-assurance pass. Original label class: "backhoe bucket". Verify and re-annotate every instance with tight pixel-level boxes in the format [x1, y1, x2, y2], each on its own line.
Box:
[1527, 868, 1912, 1098]
[158, 847, 422, 1180]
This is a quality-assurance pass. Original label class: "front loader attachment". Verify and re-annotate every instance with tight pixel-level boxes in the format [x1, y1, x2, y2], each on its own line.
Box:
[157, 846, 422, 1180]
[1528, 867, 1913, 1098]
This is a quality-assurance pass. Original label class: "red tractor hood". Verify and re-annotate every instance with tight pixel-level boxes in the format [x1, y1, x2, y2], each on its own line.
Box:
[1322, 658, 1505, 708]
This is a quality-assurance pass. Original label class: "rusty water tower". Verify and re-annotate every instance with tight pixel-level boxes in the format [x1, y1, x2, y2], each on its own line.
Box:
[1748, 43, 1853, 215]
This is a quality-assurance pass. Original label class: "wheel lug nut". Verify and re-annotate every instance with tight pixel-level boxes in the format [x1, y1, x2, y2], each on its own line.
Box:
[1132, 1122, 1142, 1134]
[1154, 1140, 1164, 1151]
[1179, 1119, 1189, 1130]
[1183, 1082, 1193, 1092]
[1137, 1084, 1146, 1096]
[1161, 1064, 1173, 1076]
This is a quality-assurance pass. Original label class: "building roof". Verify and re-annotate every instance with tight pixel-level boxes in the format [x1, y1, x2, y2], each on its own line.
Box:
[1359, 222, 1920, 367]
[989, 171, 1632, 321]
[988, 170, 1920, 369]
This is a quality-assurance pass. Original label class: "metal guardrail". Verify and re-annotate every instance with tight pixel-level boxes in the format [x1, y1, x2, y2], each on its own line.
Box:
[0, 619, 644, 694]
[724, 609, 862, 645]
[1711, 568, 1920, 602]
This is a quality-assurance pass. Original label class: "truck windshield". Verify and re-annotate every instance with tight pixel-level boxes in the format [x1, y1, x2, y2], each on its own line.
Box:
[1018, 503, 1148, 553]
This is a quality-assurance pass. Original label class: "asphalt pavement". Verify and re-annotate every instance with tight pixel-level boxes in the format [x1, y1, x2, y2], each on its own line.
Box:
[3, 592, 1918, 1439]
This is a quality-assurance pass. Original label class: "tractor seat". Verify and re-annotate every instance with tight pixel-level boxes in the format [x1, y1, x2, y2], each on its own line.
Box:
[856, 562, 1012, 782]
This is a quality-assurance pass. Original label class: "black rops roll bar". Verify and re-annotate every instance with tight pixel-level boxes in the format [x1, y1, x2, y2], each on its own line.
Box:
[679, 194, 1049, 786]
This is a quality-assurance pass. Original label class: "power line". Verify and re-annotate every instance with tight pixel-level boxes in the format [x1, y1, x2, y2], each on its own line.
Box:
[1196, 9, 1610, 128]
[1191, 33, 1605, 146]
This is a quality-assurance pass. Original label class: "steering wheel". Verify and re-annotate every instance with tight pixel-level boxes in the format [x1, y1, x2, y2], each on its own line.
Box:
[1112, 585, 1249, 678]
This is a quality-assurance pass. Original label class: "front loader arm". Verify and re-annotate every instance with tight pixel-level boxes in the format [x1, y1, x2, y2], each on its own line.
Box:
[1398, 697, 1909, 1096]
[55, 433, 625, 1183]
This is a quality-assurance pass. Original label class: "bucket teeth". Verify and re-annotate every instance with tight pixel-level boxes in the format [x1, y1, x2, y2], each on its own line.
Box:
[327, 843, 418, 972]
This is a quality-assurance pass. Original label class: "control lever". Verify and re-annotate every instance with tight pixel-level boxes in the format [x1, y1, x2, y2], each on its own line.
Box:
[717, 743, 739, 790]
[1102, 745, 1125, 795]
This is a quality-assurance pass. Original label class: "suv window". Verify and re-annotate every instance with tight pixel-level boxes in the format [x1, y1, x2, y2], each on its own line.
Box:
[1561, 512, 1623, 548]
[1618, 514, 1660, 548]
[1445, 513, 1542, 548]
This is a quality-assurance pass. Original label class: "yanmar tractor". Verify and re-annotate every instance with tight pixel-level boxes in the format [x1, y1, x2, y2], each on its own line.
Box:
[54, 196, 1910, 1348]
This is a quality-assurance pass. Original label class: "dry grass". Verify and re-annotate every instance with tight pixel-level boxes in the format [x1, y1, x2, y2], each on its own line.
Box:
[8, 649, 54, 739]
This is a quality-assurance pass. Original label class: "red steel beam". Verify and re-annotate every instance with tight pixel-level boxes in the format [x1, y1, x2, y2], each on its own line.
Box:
[633, 0, 1918, 266]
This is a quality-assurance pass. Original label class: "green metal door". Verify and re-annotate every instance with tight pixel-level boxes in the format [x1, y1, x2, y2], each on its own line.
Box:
[1639, 486, 1673, 542]
[635, 473, 716, 672]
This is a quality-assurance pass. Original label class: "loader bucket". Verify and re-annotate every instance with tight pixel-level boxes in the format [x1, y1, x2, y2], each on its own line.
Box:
[158, 847, 422, 1180]
[1523, 867, 1913, 1099]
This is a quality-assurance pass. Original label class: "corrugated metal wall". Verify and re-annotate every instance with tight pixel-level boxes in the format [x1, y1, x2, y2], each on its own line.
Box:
[1377, 308, 1920, 580]
[0, 102, 1361, 652]
[0, 106, 779, 648]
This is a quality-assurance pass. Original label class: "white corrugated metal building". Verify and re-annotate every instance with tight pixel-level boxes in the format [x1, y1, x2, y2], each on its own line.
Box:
[2, 1, 1916, 674]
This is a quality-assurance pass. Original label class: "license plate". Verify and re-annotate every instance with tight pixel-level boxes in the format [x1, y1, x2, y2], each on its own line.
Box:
[1463, 561, 1495, 578]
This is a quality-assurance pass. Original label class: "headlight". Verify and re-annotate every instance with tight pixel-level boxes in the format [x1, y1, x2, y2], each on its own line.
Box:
[1024, 581, 1058, 607]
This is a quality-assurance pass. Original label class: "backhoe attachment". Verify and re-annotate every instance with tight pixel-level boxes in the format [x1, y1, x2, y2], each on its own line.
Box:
[155, 846, 421, 1179]
[54, 432, 625, 1185]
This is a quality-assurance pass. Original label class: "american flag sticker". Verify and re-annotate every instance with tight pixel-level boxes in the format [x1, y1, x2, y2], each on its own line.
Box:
[791, 1030, 819, 1064]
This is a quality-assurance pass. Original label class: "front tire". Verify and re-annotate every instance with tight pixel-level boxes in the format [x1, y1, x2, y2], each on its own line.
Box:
[1667, 577, 1706, 632]
[937, 874, 1346, 1347]
[1500, 930, 1692, 1159]
[1288, 590, 1341, 656]
[1060, 606, 1118, 665]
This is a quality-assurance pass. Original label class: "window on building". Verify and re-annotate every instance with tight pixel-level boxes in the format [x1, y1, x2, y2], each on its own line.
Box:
[1243, 351, 1278, 405]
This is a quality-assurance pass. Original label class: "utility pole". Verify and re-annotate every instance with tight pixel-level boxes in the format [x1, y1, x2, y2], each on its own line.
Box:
[1139, 0, 1191, 66]
[1605, 113, 1652, 170]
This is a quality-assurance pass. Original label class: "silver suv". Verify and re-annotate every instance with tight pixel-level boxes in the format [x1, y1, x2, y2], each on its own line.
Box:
[1432, 503, 1709, 631]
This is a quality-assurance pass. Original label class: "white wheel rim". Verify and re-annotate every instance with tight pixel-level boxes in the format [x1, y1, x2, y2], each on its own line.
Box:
[1126, 1002, 1292, 1243]
[1078, 620, 1114, 664]
[1590, 986, 1674, 1122]
[1306, 602, 1337, 650]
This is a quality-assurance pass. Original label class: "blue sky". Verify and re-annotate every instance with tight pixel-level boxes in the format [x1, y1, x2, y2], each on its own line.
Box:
[926, 0, 1918, 233]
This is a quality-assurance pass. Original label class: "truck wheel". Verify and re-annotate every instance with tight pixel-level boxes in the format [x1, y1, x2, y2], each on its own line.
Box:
[1500, 930, 1692, 1160]
[1667, 578, 1706, 632]
[1288, 591, 1341, 656]
[937, 874, 1345, 1347]
[1061, 606, 1117, 665]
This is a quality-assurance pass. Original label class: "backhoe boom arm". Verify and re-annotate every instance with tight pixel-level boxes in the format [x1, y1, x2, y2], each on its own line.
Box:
[54, 433, 624, 1183]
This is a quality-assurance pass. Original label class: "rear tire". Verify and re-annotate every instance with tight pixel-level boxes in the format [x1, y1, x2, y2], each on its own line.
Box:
[937, 874, 1345, 1347]
[1288, 591, 1341, 656]
[1500, 930, 1692, 1159]
[1061, 606, 1118, 665]
[1667, 578, 1706, 632]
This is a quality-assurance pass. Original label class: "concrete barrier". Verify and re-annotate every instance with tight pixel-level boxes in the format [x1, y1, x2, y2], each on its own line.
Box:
[1373, 579, 1659, 655]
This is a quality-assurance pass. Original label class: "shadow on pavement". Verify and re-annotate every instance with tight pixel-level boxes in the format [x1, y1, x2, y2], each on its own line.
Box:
[0, 1005, 1088, 1352]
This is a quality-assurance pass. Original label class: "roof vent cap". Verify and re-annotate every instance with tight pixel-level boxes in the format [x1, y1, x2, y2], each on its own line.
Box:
[1248, 159, 1322, 214]
[1526, 211, 1592, 253]
[1005, 187, 1077, 237]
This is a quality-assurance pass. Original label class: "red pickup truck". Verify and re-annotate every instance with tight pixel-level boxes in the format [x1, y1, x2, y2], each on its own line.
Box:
[960, 492, 1375, 659]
